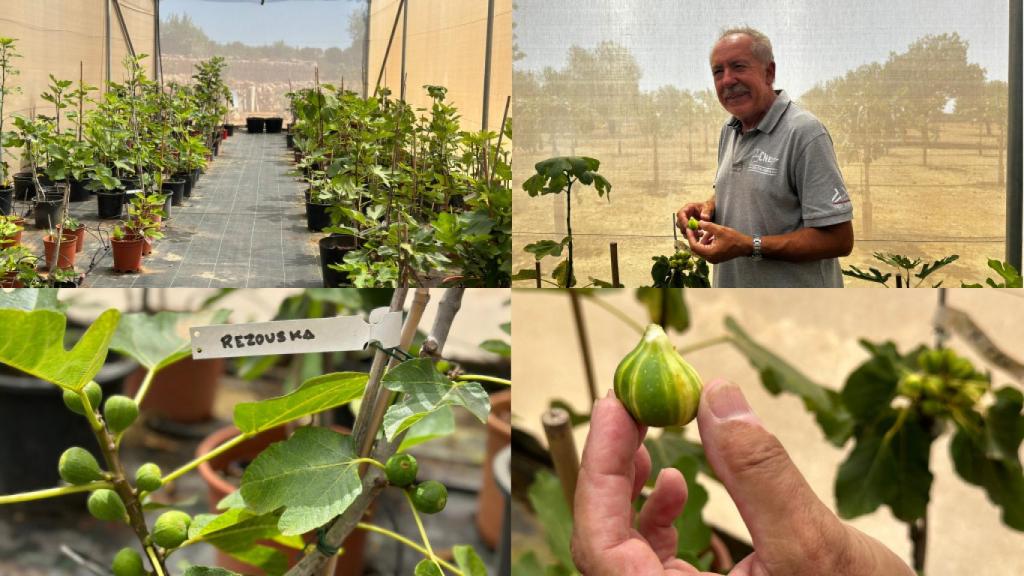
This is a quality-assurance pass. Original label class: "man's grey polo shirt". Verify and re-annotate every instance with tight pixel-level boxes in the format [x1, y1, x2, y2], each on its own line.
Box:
[711, 90, 853, 287]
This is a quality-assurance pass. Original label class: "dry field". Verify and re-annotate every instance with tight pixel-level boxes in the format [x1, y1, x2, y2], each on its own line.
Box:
[512, 120, 1007, 287]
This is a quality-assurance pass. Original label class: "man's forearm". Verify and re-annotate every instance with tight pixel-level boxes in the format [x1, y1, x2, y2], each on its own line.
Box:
[760, 222, 854, 262]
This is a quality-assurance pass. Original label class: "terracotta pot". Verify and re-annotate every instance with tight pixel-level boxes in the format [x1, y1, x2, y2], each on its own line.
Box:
[111, 236, 144, 272]
[73, 225, 86, 252]
[476, 389, 512, 549]
[0, 271, 22, 288]
[123, 357, 223, 423]
[43, 234, 78, 271]
[197, 424, 368, 575]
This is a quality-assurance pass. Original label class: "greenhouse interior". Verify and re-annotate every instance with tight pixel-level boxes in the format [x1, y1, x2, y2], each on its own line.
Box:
[0, 0, 512, 289]
[511, 0, 1022, 289]
[0, 287, 512, 576]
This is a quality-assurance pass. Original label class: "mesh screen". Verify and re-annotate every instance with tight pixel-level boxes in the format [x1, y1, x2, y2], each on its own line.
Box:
[368, 0, 512, 132]
[512, 0, 1011, 287]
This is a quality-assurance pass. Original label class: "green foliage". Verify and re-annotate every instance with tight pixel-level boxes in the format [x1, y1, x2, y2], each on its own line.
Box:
[232, 372, 367, 435]
[843, 252, 959, 287]
[0, 37, 21, 187]
[961, 259, 1023, 288]
[648, 250, 711, 288]
[110, 310, 230, 372]
[381, 358, 490, 440]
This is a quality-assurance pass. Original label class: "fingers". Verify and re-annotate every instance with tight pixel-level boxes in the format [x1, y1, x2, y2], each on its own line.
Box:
[632, 441, 652, 501]
[696, 379, 846, 568]
[637, 467, 687, 563]
[573, 392, 647, 558]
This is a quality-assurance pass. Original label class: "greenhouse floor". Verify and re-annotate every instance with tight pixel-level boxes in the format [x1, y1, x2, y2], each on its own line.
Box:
[13, 130, 323, 288]
[0, 370, 499, 575]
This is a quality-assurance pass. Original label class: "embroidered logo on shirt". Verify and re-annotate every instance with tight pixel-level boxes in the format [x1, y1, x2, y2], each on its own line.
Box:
[748, 148, 779, 176]
[831, 186, 850, 205]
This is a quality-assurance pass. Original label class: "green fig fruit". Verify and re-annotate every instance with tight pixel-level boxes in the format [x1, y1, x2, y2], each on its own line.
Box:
[135, 463, 163, 493]
[111, 547, 146, 576]
[410, 480, 448, 514]
[152, 510, 191, 549]
[63, 382, 103, 416]
[385, 454, 418, 488]
[614, 324, 703, 427]
[58, 447, 105, 485]
[87, 489, 128, 523]
[687, 216, 699, 231]
[104, 395, 139, 435]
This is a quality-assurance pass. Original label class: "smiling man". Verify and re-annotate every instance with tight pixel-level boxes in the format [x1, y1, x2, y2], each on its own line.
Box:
[677, 27, 854, 287]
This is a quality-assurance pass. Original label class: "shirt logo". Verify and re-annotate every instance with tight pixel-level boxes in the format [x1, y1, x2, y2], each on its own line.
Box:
[832, 186, 850, 205]
[748, 148, 779, 176]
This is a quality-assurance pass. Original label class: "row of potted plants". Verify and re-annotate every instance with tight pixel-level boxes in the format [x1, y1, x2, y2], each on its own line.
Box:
[0, 37, 231, 283]
[289, 82, 512, 287]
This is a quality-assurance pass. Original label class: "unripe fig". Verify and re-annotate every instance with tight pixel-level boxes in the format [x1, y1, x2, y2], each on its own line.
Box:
[135, 463, 163, 492]
[104, 395, 139, 435]
[918, 349, 944, 374]
[58, 447, 105, 485]
[897, 373, 924, 398]
[949, 356, 974, 379]
[111, 547, 146, 576]
[87, 489, 128, 523]
[414, 558, 443, 576]
[410, 480, 448, 514]
[923, 375, 945, 397]
[687, 217, 699, 231]
[613, 324, 703, 427]
[152, 510, 191, 549]
[63, 382, 103, 416]
[385, 454, 418, 487]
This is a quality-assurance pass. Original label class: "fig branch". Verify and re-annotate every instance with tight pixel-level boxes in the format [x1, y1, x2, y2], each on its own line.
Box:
[285, 288, 466, 576]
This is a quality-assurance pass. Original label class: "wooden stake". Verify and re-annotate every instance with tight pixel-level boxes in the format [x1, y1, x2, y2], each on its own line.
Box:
[543, 408, 580, 514]
[610, 242, 620, 287]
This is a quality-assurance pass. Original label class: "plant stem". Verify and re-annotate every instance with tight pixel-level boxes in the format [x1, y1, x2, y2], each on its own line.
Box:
[565, 179, 573, 287]
[910, 509, 928, 574]
[455, 374, 511, 386]
[403, 490, 443, 573]
[355, 522, 462, 575]
[583, 296, 645, 334]
[0, 480, 111, 505]
[349, 457, 385, 471]
[677, 335, 732, 356]
[132, 367, 157, 406]
[161, 432, 249, 485]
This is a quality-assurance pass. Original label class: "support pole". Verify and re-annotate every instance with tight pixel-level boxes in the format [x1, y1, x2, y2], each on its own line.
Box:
[154, 0, 162, 83]
[110, 0, 136, 59]
[1008, 0, 1022, 269]
[400, 0, 408, 101]
[362, 0, 371, 98]
[374, 0, 407, 95]
[105, 0, 111, 88]
[535, 261, 542, 288]
[482, 0, 496, 130]
[542, 408, 580, 514]
[609, 242, 620, 287]
[568, 291, 598, 405]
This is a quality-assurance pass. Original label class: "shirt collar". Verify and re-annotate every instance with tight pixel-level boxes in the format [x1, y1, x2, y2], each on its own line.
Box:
[728, 89, 790, 134]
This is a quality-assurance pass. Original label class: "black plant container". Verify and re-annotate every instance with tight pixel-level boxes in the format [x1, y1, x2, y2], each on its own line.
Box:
[163, 179, 186, 207]
[12, 172, 34, 200]
[0, 186, 12, 216]
[0, 333, 137, 507]
[96, 190, 124, 219]
[319, 235, 360, 287]
[305, 201, 332, 232]
[286, 133, 295, 149]
[33, 197, 62, 230]
[246, 117, 265, 134]
[68, 178, 90, 202]
[265, 117, 283, 133]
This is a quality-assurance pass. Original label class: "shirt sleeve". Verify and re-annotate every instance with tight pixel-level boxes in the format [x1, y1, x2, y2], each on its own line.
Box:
[792, 130, 854, 227]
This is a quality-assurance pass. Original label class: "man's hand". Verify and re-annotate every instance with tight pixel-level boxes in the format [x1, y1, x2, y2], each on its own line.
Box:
[676, 199, 715, 231]
[571, 382, 915, 576]
[686, 221, 751, 264]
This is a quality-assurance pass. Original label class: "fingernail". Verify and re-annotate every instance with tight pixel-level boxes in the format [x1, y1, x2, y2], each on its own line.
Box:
[706, 380, 751, 420]
[606, 388, 614, 399]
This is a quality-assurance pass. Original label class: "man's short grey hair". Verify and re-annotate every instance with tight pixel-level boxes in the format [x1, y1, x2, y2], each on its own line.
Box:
[713, 27, 774, 65]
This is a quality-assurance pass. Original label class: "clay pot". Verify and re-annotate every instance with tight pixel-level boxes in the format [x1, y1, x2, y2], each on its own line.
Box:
[0, 271, 22, 288]
[111, 236, 144, 272]
[123, 357, 223, 423]
[72, 225, 86, 252]
[476, 389, 512, 548]
[197, 424, 368, 575]
[43, 234, 78, 271]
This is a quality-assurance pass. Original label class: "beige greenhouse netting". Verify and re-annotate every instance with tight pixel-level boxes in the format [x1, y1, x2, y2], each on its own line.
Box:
[512, 0, 1014, 288]
[1, 0, 156, 169]
[368, 0, 513, 132]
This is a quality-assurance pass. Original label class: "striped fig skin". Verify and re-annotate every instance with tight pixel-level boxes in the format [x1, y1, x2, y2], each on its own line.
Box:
[614, 324, 703, 427]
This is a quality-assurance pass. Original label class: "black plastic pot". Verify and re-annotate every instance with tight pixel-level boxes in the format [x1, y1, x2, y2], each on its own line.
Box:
[306, 201, 333, 232]
[0, 186, 12, 216]
[162, 193, 173, 219]
[163, 179, 186, 207]
[246, 117, 265, 133]
[68, 178, 90, 202]
[13, 172, 34, 200]
[97, 190, 125, 219]
[175, 172, 193, 198]
[265, 117, 283, 134]
[33, 198, 62, 229]
[224, 124, 235, 136]
[0, 337, 137, 505]
[319, 235, 359, 287]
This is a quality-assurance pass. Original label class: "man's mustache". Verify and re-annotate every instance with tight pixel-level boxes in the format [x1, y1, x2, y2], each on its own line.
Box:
[723, 85, 751, 98]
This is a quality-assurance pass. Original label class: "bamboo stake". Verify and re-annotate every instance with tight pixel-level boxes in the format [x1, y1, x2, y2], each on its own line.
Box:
[543, 408, 580, 514]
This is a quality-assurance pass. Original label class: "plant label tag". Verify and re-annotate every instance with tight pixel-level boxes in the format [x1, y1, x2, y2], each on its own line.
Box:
[189, 307, 402, 359]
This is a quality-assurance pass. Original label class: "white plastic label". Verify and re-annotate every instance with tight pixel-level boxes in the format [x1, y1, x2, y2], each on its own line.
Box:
[189, 308, 402, 359]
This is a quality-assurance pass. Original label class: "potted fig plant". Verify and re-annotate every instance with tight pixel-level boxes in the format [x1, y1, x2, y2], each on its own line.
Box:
[110, 224, 144, 273]
[0, 37, 20, 215]
[0, 290, 496, 576]
[0, 214, 23, 248]
[0, 245, 38, 287]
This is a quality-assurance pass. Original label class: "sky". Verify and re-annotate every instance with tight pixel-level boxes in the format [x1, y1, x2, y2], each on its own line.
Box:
[161, 0, 364, 49]
[514, 0, 1010, 97]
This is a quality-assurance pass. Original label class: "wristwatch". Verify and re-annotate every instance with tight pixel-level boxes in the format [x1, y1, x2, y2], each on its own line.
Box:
[751, 234, 763, 261]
